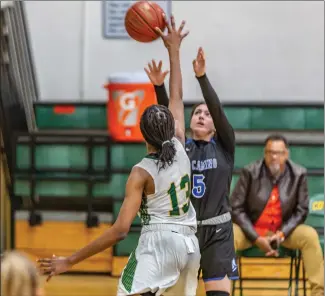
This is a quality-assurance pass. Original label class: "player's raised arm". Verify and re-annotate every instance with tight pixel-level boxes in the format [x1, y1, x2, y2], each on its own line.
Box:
[155, 15, 189, 146]
[144, 60, 170, 107]
[37, 166, 147, 281]
[193, 47, 235, 158]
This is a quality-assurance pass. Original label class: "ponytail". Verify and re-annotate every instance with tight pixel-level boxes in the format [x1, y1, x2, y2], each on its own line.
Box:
[158, 140, 176, 170]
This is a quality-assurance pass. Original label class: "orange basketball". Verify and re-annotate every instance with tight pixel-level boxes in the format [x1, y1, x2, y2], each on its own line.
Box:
[125, 1, 166, 43]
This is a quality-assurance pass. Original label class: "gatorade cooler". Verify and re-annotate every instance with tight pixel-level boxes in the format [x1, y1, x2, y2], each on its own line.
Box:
[105, 72, 157, 142]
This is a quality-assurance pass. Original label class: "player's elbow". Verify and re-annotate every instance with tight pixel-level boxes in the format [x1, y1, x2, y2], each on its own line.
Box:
[114, 225, 129, 241]
[118, 232, 128, 241]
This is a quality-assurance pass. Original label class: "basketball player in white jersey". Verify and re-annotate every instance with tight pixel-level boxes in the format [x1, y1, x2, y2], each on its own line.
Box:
[38, 16, 200, 296]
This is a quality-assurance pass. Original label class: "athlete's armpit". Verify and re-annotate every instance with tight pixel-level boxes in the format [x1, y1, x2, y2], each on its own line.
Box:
[114, 166, 148, 234]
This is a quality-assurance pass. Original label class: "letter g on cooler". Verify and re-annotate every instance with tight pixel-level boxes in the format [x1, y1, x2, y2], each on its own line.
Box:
[105, 73, 157, 142]
[117, 90, 144, 127]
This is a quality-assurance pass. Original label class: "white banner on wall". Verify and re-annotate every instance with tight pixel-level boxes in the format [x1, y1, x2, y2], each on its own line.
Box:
[102, 0, 172, 39]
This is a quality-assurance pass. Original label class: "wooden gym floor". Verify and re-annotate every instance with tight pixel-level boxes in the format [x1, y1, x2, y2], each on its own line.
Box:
[15, 220, 310, 295]
[42, 274, 310, 296]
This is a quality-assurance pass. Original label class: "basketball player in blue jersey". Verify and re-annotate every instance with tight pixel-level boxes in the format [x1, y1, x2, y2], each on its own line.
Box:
[37, 16, 201, 296]
[145, 48, 238, 295]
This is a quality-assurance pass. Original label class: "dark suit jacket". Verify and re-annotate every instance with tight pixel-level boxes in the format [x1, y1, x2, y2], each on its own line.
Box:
[230, 159, 309, 241]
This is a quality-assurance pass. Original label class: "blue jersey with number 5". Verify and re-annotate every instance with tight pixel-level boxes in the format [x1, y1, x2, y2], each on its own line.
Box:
[185, 138, 234, 220]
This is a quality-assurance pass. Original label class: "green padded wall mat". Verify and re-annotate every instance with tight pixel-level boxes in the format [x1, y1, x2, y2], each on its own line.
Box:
[35, 104, 324, 131]
[14, 180, 88, 197]
[305, 193, 324, 229]
[115, 231, 140, 256]
[250, 108, 305, 130]
[111, 145, 147, 169]
[305, 108, 324, 130]
[113, 201, 141, 226]
[14, 174, 323, 204]
[92, 174, 129, 198]
[16, 144, 324, 171]
[306, 176, 324, 197]
[35, 105, 107, 129]
[235, 145, 324, 169]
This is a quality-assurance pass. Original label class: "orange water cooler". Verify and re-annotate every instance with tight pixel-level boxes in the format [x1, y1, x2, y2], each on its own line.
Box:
[105, 73, 157, 142]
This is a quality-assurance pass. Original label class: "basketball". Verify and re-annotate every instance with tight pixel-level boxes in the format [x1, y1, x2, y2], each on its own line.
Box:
[125, 1, 166, 43]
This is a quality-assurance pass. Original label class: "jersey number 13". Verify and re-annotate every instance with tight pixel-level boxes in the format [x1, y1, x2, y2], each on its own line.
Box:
[168, 174, 190, 216]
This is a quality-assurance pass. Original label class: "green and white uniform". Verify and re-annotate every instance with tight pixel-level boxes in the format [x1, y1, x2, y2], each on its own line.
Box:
[117, 137, 200, 296]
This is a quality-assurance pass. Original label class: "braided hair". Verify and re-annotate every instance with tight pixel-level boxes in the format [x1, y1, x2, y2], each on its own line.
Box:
[140, 105, 176, 170]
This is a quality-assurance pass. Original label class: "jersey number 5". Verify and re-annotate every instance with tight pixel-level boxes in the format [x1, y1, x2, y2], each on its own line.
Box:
[168, 174, 190, 216]
[192, 174, 206, 199]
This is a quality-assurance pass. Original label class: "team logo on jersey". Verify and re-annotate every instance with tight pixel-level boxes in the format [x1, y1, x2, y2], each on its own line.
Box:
[112, 90, 144, 126]
[232, 258, 238, 272]
[191, 158, 218, 172]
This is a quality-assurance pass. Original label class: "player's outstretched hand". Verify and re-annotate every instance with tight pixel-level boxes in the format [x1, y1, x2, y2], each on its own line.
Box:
[144, 60, 169, 86]
[193, 47, 206, 78]
[155, 14, 189, 51]
[37, 254, 72, 282]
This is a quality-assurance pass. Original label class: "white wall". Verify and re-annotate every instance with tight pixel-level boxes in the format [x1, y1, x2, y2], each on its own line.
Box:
[25, 1, 324, 102]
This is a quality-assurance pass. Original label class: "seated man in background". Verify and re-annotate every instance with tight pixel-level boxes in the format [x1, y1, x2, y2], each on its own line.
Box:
[230, 134, 324, 296]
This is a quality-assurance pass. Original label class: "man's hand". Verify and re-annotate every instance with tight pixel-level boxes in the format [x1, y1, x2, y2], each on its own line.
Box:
[38, 254, 72, 282]
[193, 47, 206, 77]
[144, 60, 169, 86]
[155, 15, 189, 51]
[269, 231, 285, 250]
[255, 236, 279, 257]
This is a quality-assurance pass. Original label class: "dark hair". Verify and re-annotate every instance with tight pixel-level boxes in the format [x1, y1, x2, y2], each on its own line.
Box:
[140, 105, 176, 170]
[190, 102, 205, 118]
[264, 134, 289, 148]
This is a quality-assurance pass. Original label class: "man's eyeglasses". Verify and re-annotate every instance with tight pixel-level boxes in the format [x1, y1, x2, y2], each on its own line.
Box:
[265, 150, 286, 156]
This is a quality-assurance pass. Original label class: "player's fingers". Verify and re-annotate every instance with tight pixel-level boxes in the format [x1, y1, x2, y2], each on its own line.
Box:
[158, 60, 162, 71]
[200, 47, 206, 60]
[198, 48, 204, 60]
[38, 267, 46, 275]
[38, 262, 52, 268]
[148, 62, 153, 72]
[40, 267, 53, 274]
[154, 27, 165, 38]
[152, 59, 158, 71]
[37, 258, 52, 263]
[197, 47, 201, 60]
[144, 68, 150, 77]
[178, 20, 186, 34]
[46, 272, 54, 282]
[162, 14, 172, 33]
[199, 52, 205, 62]
[181, 30, 190, 40]
[170, 15, 176, 30]
[162, 70, 169, 79]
